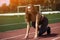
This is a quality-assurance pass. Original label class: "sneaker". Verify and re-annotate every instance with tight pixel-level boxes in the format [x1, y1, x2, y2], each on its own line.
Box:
[47, 27, 51, 35]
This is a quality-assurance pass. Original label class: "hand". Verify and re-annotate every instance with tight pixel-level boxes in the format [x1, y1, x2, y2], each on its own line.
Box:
[24, 34, 28, 39]
[34, 34, 38, 39]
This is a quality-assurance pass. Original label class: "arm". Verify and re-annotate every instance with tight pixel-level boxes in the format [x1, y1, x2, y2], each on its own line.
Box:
[24, 21, 30, 39]
[24, 14, 30, 39]
[34, 14, 39, 38]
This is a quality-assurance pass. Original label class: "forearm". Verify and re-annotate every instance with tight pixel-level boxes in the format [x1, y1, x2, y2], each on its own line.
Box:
[25, 21, 30, 38]
[34, 14, 39, 38]
[26, 23, 30, 36]
[35, 21, 38, 37]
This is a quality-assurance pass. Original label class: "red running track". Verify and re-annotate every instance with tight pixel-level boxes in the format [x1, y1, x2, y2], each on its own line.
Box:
[0, 23, 60, 40]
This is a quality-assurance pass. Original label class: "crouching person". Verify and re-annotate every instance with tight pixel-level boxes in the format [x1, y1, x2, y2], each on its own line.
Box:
[24, 4, 51, 39]
[32, 15, 51, 36]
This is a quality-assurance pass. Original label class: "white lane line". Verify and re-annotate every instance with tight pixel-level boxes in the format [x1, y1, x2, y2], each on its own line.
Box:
[0, 22, 26, 26]
[52, 37, 60, 40]
[0, 27, 58, 40]
[0, 32, 34, 40]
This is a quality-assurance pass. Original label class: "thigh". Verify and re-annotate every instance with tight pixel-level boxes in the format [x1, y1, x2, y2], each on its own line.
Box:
[38, 18, 48, 35]
[38, 25, 47, 35]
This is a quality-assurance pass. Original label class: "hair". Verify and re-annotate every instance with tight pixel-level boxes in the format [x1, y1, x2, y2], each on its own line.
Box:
[25, 4, 37, 22]
[25, 4, 38, 15]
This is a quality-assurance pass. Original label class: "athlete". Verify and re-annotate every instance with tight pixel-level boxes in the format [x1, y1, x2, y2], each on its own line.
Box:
[24, 4, 51, 39]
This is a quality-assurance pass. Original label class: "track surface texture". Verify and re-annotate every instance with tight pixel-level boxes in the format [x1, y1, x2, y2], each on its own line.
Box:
[0, 23, 60, 40]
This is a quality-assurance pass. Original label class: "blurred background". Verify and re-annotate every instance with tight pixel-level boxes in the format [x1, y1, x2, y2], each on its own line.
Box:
[0, 0, 60, 32]
[0, 0, 60, 13]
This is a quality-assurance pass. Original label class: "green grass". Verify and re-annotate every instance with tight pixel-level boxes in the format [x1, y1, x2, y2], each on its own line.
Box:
[0, 16, 25, 25]
[0, 13, 60, 32]
[44, 13, 60, 23]
[0, 24, 27, 32]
